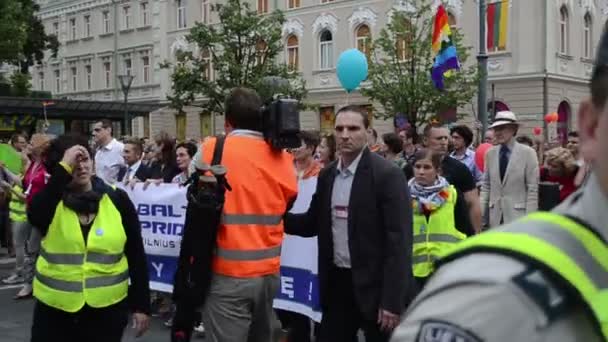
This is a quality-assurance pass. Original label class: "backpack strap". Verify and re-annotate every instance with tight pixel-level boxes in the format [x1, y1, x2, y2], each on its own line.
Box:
[211, 135, 226, 166]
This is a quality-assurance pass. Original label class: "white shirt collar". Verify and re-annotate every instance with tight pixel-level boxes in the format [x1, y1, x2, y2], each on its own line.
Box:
[337, 148, 365, 175]
[228, 130, 264, 139]
[101, 138, 118, 151]
[128, 160, 142, 173]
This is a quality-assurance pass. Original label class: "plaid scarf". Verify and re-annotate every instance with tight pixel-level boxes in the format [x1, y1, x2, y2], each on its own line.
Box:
[408, 176, 451, 215]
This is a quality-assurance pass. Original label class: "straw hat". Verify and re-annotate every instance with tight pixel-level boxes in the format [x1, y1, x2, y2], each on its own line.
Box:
[489, 111, 520, 129]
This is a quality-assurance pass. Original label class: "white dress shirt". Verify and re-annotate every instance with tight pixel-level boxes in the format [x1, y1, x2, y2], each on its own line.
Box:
[95, 138, 125, 184]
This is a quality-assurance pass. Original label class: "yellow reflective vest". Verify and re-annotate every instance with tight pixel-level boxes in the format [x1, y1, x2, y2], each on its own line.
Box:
[9, 185, 26, 222]
[33, 193, 129, 313]
[412, 185, 466, 278]
[440, 212, 608, 340]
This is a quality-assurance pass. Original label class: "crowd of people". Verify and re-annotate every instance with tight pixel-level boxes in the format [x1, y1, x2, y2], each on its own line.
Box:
[0, 106, 591, 341]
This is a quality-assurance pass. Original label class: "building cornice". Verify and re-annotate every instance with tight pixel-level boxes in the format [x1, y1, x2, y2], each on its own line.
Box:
[38, 0, 112, 20]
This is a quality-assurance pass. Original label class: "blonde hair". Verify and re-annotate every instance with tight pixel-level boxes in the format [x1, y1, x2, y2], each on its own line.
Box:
[545, 147, 577, 173]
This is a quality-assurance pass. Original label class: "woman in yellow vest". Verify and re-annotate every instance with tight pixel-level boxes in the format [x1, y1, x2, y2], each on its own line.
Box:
[409, 149, 472, 289]
[27, 134, 151, 342]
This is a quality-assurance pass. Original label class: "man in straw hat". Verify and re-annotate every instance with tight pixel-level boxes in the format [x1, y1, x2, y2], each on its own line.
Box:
[390, 27, 608, 342]
[479, 110, 540, 228]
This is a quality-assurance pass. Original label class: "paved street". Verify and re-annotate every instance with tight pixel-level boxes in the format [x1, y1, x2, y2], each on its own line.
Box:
[0, 252, 200, 342]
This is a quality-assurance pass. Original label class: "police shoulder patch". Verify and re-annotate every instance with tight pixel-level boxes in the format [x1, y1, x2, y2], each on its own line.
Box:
[416, 320, 483, 342]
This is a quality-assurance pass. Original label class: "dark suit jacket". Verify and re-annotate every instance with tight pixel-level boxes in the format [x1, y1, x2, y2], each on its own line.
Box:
[117, 163, 152, 182]
[285, 148, 414, 320]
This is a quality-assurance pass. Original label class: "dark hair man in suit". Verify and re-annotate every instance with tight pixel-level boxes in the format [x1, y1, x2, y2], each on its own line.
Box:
[118, 139, 150, 183]
[285, 105, 413, 342]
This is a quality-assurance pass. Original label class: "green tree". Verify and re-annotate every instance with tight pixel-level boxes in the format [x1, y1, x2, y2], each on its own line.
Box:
[161, 0, 306, 115]
[361, 0, 478, 130]
[10, 72, 31, 97]
[0, 0, 59, 73]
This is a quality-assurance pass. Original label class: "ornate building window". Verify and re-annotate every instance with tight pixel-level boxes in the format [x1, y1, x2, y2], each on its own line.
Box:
[287, 35, 299, 71]
[319, 30, 334, 70]
[559, 6, 569, 54]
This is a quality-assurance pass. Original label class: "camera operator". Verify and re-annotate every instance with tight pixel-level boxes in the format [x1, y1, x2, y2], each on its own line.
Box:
[194, 87, 298, 342]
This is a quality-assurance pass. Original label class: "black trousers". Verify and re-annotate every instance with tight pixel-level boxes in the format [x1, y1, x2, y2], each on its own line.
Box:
[318, 267, 389, 342]
[277, 309, 312, 342]
[31, 300, 129, 342]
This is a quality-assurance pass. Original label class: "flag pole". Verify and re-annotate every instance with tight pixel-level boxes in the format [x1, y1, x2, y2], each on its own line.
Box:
[477, 0, 488, 139]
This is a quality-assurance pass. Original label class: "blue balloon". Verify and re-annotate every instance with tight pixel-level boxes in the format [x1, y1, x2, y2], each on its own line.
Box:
[336, 49, 368, 92]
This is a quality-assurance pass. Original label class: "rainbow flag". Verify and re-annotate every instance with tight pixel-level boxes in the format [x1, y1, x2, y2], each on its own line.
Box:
[431, 5, 460, 90]
[486, 1, 509, 51]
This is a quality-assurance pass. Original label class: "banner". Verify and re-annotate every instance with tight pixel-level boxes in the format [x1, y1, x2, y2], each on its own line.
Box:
[273, 176, 322, 322]
[119, 183, 187, 293]
[120, 180, 322, 321]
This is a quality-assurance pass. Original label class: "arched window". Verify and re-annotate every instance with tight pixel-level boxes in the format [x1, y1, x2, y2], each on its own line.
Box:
[559, 6, 569, 54]
[447, 11, 457, 27]
[287, 35, 299, 71]
[356, 24, 372, 57]
[319, 30, 334, 70]
[557, 101, 571, 145]
[584, 12, 592, 59]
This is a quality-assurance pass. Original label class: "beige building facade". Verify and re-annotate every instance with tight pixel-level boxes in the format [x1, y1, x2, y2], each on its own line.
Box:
[31, 0, 608, 142]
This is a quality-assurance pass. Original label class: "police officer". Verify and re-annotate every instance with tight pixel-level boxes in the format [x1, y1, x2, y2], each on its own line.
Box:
[390, 31, 608, 342]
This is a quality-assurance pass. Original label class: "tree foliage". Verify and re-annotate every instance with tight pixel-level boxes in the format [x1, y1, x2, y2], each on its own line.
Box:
[361, 0, 478, 130]
[0, 0, 59, 73]
[161, 0, 306, 115]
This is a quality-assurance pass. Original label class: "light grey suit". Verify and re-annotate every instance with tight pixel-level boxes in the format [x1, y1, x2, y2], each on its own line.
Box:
[480, 140, 539, 227]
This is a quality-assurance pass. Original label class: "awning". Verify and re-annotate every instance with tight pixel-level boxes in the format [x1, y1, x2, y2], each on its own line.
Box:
[0, 97, 161, 120]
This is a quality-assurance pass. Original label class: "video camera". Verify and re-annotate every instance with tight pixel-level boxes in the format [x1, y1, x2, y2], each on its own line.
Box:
[259, 76, 301, 150]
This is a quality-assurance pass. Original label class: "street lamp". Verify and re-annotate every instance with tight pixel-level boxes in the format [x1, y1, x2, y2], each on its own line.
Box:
[118, 74, 134, 136]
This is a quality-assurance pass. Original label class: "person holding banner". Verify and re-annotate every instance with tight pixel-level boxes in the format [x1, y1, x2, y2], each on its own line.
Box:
[285, 105, 413, 342]
[27, 134, 151, 342]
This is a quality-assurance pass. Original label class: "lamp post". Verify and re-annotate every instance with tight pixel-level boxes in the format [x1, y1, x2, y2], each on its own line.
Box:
[477, 0, 488, 141]
[118, 74, 134, 136]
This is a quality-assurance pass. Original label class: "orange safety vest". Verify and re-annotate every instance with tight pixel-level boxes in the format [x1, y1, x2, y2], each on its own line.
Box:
[202, 134, 298, 278]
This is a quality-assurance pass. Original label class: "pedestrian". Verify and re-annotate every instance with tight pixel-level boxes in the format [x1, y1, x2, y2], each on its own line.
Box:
[172, 142, 197, 184]
[92, 120, 124, 184]
[285, 105, 413, 342]
[28, 134, 150, 342]
[449, 125, 483, 183]
[145, 131, 180, 187]
[316, 133, 336, 168]
[15, 133, 54, 300]
[480, 111, 539, 228]
[117, 138, 152, 184]
[409, 148, 472, 288]
[180, 88, 297, 342]
[540, 147, 579, 203]
[398, 127, 419, 165]
[1, 159, 28, 285]
[381, 132, 407, 171]
[390, 28, 608, 342]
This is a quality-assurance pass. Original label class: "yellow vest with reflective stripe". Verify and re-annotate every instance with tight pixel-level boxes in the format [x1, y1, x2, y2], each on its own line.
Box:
[412, 185, 466, 278]
[9, 185, 26, 222]
[33, 194, 129, 313]
[439, 212, 608, 340]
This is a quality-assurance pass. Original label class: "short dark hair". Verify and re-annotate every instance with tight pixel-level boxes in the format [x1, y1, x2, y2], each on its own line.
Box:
[423, 122, 447, 138]
[298, 131, 320, 155]
[516, 135, 534, 147]
[96, 119, 113, 130]
[400, 126, 418, 144]
[568, 131, 579, 138]
[450, 125, 474, 147]
[413, 148, 443, 170]
[176, 142, 198, 158]
[225, 87, 262, 131]
[335, 105, 370, 129]
[124, 138, 143, 156]
[44, 134, 93, 174]
[382, 132, 403, 154]
[10, 133, 27, 145]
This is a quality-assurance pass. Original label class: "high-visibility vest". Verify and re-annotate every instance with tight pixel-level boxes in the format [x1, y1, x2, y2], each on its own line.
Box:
[439, 212, 608, 340]
[412, 185, 466, 278]
[33, 194, 129, 313]
[202, 135, 297, 278]
[9, 185, 26, 222]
